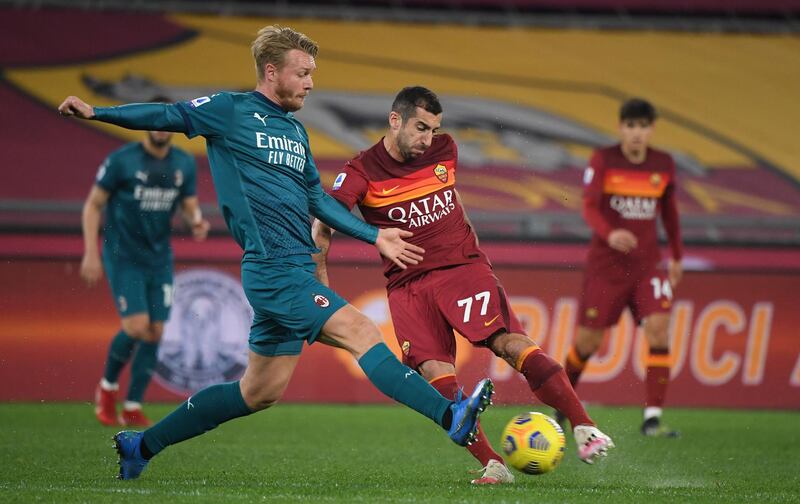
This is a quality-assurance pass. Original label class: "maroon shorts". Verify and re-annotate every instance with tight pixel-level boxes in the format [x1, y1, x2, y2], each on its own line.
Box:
[387, 262, 526, 369]
[579, 262, 673, 328]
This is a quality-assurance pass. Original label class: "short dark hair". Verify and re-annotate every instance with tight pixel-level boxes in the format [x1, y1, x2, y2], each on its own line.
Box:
[391, 86, 442, 121]
[619, 98, 657, 123]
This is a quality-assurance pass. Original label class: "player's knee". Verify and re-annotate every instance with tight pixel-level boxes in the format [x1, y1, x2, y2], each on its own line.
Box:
[575, 327, 604, 355]
[123, 323, 150, 340]
[645, 315, 670, 346]
[350, 314, 382, 349]
[487, 331, 535, 362]
[418, 360, 454, 381]
[240, 384, 284, 412]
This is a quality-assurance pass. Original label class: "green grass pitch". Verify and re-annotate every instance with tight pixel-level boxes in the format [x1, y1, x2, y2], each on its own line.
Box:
[1, 403, 798, 503]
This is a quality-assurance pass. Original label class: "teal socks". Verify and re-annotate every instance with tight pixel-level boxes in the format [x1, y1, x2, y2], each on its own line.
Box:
[142, 381, 252, 457]
[358, 343, 452, 427]
[103, 330, 137, 383]
[127, 341, 159, 403]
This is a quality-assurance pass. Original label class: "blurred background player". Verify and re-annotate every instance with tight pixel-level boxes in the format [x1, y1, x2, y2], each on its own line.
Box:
[561, 98, 683, 437]
[312, 86, 615, 484]
[61, 26, 494, 480]
[84, 122, 210, 427]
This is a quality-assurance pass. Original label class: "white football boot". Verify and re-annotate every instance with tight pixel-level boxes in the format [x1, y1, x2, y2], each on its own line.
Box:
[573, 425, 615, 464]
[470, 459, 515, 485]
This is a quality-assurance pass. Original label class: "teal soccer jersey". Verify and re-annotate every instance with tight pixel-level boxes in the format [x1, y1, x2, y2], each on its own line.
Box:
[174, 91, 376, 261]
[93, 93, 378, 353]
[96, 142, 197, 267]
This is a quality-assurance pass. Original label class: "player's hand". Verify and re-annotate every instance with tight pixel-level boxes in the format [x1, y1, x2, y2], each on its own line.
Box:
[375, 228, 425, 270]
[668, 258, 683, 288]
[80, 254, 104, 287]
[607, 229, 638, 254]
[58, 96, 95, 119]
[191, 218, 210, 241]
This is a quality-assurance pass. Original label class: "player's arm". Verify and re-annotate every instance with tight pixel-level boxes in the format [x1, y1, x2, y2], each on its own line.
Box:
[80, 185, 109, 287]
[582, 151, 637, 253]
[454, 189, 479, 246]
[661, 169, 684, 287]
[306, 168, 424, 270]
[311, 218, 334, 286]
[58, 96, 188, 133]
[311, 165, 369, 285]
[179, 196, 210, 242]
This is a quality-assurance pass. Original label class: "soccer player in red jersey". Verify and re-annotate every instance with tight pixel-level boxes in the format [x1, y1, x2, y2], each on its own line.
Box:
[563, 98, 683, 437]
[312, 87, 614, 484]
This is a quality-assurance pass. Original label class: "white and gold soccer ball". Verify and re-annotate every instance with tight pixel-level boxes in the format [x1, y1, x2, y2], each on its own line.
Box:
[501, 412, 566, 475]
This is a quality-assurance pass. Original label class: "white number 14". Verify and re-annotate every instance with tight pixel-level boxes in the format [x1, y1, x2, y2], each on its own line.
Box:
[650, 277, 673, 300]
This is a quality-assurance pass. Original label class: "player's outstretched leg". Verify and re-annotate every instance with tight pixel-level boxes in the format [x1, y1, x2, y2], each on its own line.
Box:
[112, 380, 254, 480]
[428, 374, 512, 484]
[356, 342, 493, 446]
[488, 333, 615, 464]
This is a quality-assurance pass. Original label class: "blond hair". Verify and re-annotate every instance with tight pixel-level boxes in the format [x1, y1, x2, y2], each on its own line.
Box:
[251, 25, 319, 82]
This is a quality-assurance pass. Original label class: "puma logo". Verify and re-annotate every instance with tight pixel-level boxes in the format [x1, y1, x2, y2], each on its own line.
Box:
[483, 314, 500, 327]
[253, 112, 268, 127]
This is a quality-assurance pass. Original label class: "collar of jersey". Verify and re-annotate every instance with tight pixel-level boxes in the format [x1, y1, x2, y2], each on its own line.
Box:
[251, 91, 293, 118]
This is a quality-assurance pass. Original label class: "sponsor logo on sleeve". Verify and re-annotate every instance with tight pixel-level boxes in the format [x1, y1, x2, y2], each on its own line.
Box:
[583, 167, 594, 185]
[96, 159, 108, 181]
[189, 96, 211, 108]
[332, 172, 347, 190]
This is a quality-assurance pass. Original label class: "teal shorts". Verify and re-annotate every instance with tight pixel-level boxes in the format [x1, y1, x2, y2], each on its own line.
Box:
[242, 256, 347, 357]
[103, 257, 173, 321]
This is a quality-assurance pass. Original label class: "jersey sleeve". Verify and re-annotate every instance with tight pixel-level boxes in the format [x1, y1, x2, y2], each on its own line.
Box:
[93, 103, 187, 133]
[660, 158, 683, 260]
[180, 154, 198, 198]
[328, 159, 369, 210]
[582, 150, 614, 241]
[94, 156, 119, 193]
[305, 152, 378, 244]
[175, 93, 234, 139]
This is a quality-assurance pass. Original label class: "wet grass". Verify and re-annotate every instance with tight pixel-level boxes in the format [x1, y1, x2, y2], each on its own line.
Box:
[1, 403, 798, 502]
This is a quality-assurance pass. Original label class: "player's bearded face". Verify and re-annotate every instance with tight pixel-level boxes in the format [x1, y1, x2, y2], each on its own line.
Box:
[273, 49, 315, 112]
[396, 109, 442, 161]
[619, 118, 654, 153]
[147, 131, 172, 147]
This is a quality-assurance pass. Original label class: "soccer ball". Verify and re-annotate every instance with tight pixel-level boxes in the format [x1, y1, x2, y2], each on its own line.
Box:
[501, 412, 566, 475]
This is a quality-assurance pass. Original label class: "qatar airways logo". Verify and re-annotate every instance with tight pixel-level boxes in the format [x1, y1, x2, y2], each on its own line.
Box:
[387, 190, 455, 229]
[610, 195, 657, 220]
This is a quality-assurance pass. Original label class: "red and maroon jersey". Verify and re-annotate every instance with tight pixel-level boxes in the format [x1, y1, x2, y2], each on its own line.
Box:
[329, 134, 488, 290]
[582, 144, 682, 271]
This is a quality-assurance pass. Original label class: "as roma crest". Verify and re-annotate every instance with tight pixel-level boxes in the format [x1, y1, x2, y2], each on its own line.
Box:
[433, 164, 448, 183]
[650, 172, 662, 187]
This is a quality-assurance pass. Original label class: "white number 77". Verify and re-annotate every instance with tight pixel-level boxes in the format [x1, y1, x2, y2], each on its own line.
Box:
[456, 291, 491, 323]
